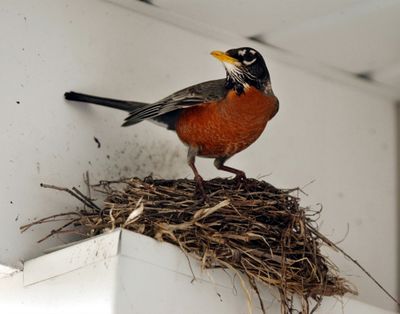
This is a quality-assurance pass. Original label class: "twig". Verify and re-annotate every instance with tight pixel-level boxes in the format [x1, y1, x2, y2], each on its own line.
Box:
[37, 219, 80, 243]
[40, 183, 97, 209]
[308, 225, 400, 307]
[72, 187, 101, 211]
[249, 276, 266, 314]
[178, 245, 197, 284]
[20, 212, 80, 232]
[84, 171, 91, 201]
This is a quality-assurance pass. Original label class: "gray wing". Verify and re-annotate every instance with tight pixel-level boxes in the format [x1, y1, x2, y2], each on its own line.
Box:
[122, 79, 227, 126]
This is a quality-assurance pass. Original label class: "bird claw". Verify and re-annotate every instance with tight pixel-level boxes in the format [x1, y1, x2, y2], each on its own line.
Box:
[233, 172, 248, 189]
[194, 175, 208, 203]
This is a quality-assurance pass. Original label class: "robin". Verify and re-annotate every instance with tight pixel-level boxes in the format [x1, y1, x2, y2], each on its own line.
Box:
[65, 47, 279, 196]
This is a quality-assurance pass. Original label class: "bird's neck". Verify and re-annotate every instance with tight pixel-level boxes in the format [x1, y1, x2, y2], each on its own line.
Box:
[264, 80, 275, 96]
[225, 74, 269, 96]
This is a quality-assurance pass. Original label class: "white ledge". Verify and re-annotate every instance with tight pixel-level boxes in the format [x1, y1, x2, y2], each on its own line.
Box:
[0, 264, 20, 279]
[0, 229, 395, 314]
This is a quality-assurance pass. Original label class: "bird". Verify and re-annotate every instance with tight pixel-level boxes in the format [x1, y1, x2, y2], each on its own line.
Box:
[65, 47, 279, 197]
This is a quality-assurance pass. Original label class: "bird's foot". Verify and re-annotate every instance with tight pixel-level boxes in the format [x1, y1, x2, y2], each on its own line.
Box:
[233, 171, 247, 188]
[194, 175, 208, 203]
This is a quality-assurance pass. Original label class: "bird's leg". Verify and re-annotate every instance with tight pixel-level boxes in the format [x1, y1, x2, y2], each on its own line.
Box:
[187, 147, 206, 200]
[214, 157, 247, 183]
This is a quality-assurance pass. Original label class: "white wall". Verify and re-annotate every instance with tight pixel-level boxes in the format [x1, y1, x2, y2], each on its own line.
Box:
[0, 0, 397, 311]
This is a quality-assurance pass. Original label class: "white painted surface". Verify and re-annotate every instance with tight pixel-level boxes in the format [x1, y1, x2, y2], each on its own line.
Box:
[0, 230, 396, 314]
[152, 0, 361, 37]
[1, 259, 117, 314]
[0, 0, 397, 312]
[24, 230, 120, 285]
[0, 264, 20, 279]
[152, 0, 400, 91]
[266, 0, 400, 73]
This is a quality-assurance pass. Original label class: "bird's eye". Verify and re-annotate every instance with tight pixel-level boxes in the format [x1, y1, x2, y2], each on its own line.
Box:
[243, 53, 254, 61]
[243, 55, 257, 66]
[233, 48, 258, 65]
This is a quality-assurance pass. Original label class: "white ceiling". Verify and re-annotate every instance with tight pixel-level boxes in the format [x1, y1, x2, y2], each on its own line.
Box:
[151, 0, 400, 93]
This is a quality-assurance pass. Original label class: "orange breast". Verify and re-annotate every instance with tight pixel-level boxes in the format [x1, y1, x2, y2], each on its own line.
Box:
[175, 87, 278, 158]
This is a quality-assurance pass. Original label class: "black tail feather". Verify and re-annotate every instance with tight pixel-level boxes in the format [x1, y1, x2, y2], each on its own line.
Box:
[64, 91, 148, 112]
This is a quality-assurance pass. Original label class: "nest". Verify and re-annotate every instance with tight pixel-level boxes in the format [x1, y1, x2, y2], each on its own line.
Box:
[22, 177, 358, 313]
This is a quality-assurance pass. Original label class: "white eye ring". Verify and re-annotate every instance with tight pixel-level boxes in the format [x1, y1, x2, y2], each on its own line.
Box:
[243, 58, 256, 66]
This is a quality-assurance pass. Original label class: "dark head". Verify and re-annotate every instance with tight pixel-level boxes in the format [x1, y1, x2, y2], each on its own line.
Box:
[211, 47, 270, 95]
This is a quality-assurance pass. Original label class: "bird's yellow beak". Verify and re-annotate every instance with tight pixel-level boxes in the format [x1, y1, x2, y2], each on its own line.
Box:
[211, 50, 239, 65]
